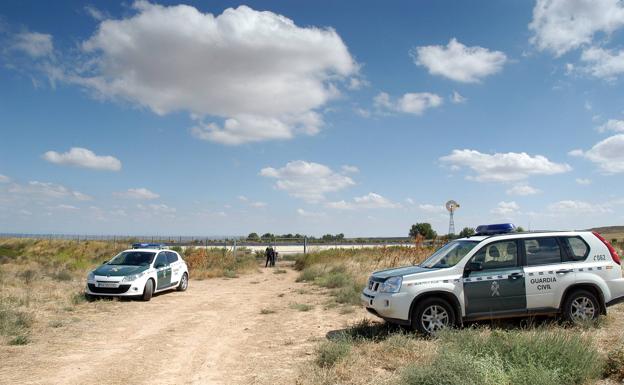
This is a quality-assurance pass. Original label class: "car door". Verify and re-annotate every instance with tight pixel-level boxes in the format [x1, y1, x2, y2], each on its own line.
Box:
[166, 251, 181, 285]
[522, 237, 578, 311]
[463, 239, 527, 316]
[154, 252, 172, 290]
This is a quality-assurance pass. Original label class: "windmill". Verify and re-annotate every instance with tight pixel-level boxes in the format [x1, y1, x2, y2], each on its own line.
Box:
[445, 200, 460, 236]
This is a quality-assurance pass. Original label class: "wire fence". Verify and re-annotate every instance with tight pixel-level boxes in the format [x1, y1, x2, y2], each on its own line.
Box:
[0, 233, 443, 255]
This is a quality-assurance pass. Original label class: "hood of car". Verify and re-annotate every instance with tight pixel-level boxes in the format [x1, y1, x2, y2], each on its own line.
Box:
[93, 264, 148, 277]
[372, 265, 433, 279]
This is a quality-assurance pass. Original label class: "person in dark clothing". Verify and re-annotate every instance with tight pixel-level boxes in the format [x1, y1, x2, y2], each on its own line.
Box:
[265, 246, 273, 268]
[271, 250, 278, 267]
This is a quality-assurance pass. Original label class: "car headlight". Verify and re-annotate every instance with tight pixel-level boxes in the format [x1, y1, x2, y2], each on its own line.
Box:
[87, 271, 95, 281]
[379, 276, 402, 293]
[121, 272, 145, 282]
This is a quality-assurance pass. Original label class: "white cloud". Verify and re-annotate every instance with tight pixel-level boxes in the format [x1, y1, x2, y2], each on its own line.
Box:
[0, 175, 10, 183]
[418, 204, 446, 213]
[570, 134, 624, 173]
[451, 91, 467, 104]
[412, 38, 507, 83]
[327, 193, 401, 210]
[597, 119, 624, 132]
[71, 2, 356, 145]
[84, 5, 107, 21]
[405, 198, 415, 205]
[51, 204, 79, 210]
[297, 208, 326, 218]
[11, 32, 53, 58]
[506, 184, 540, 196]
[250, 201, 267, 208]
[260, 160, 355, 202]
[491, 201, 520, 216]
[42, 147, 121, 171]
[529, 0, 624, 56]
[7, 181, 92, 201]
[138, 203, 176, 215]
[440, 149, 571, 182]
[580, 46, 624, 79]
[354, 107, 371, 118]
[548, 200, 612, 213]
[341, 165, 359, 173]
[576, 178, 592, 185]
[113, 188, 159, 200]
[237, 195, 249, 202]
[374, 92, 442, 115]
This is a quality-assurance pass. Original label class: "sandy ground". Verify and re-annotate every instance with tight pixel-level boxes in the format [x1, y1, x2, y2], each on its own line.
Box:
[0, 262, 370, 385]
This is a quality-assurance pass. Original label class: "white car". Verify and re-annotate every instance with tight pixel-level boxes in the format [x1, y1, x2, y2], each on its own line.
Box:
[362, 223, 624, 334]
[86, 243, 189, 301]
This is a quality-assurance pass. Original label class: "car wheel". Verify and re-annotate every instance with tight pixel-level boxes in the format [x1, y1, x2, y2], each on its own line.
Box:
[85, 292, 97, 302]
[412, 297, 456, 336]
[563, 289, 600, 324]
[177, 273, 188, 292]
[142, 279, 154, 301]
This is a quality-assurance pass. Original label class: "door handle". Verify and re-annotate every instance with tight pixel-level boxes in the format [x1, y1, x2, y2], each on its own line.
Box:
[556, 269, 573, 274]
[508, 272, 524, 280]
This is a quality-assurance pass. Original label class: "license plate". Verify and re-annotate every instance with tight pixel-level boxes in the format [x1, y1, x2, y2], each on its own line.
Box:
[97, 282, 118, 288]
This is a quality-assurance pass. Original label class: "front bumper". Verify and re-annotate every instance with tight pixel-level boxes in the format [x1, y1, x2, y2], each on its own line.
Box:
[86, 276, 146, 296]
[361, 290, 411, 321]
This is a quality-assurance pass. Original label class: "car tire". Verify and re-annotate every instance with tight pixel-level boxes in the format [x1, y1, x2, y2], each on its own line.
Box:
[411, 297, 456, 336]
[85, 292, 97, 302]
[142, 279, 154, 301]
[562, 289, 600, 324]
[177, 273, 188, 292]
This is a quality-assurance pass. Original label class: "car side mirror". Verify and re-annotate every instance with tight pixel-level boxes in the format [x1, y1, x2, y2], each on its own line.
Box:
[102, 260, 108, 264]
[467, 261, 483, 271]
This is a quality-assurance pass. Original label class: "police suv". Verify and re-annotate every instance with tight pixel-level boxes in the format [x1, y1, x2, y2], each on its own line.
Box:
[362, 224, 624, 334]
[85, 243, 189, 301]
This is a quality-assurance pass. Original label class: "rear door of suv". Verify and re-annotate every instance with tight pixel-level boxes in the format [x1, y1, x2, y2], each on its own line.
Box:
[522, 236, 581, 311]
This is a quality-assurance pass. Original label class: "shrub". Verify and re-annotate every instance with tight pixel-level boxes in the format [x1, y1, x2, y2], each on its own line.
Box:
[9, 334, 30, 345]
[0, 302, 31, 344]
[290, 303, 313, 312]
[71, 292, 87, 305]
[273, 269, 287, 274]
[315, 340, 351, 368]
[315, 269, 351, 289]
[605, 343, 624, 381]
[51, 269, 73, 281]
[402, 328, 603, 385]
[296, 266, 323, 282]
[260, 308, 276, 315]
[19, 269, 37, 285]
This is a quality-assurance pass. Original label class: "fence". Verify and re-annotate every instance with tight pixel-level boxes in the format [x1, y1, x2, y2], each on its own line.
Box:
[0, 233, 443, 256]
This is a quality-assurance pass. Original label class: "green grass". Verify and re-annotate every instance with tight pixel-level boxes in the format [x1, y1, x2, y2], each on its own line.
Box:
[223, 269, 238, 278]
[401, 328, 603, 385]
[315, 339, 351, 368]
[605, 343, 624, 381]
[290, 303, 313, 312]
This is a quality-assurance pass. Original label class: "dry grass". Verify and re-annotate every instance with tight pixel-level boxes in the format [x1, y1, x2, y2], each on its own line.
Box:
[183, 247, 258, 279]
[0, 239, 261, 345]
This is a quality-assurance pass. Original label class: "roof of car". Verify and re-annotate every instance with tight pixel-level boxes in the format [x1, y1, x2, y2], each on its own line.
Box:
[457, 230, 590, 242]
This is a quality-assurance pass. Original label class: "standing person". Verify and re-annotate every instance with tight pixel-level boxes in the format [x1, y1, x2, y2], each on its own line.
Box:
[265, 246, 272, 268]
[272, 250, 278, 267]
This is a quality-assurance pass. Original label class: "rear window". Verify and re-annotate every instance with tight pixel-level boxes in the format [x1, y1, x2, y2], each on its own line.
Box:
[523, 237, 562, 266]
[561, 236, 589, 261]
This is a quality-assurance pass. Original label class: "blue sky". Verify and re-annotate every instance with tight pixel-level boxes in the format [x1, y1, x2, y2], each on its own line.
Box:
[1, 0, 624, 237]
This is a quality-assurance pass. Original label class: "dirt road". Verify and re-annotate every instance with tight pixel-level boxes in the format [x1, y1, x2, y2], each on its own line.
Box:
[0, 263, 369, 385]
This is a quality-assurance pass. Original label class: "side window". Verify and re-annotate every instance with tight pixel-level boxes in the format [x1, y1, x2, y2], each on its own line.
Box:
[166, 251, 178, 264]
[154, 252, 168, 267]
[561, 236, 589, 261]
[523, 238, 562, 266]
[471, 240, 518, 270]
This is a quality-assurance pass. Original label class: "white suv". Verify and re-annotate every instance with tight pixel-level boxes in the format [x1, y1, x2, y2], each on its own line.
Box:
[86, 244, 189, 301]
[362, 224, 624, 334]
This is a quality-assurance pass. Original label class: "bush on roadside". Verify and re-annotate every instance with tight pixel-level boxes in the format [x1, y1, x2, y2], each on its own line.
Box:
[604, 343, 624, 381]
[401, 328, 603, 385]
[0, 301, 32, 345]
[316, 339, 351, 368]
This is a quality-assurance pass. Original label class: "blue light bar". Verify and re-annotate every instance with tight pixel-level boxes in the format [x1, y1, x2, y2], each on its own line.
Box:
[132, 243, 166, 249]
[475, 223, 516, 235]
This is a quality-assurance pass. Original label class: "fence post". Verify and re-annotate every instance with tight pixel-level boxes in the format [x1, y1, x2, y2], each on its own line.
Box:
[303, 236, 307, 255]
[233, 238, 237, 259]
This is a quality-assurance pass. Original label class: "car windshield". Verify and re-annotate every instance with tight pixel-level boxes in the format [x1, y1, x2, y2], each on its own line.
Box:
[420, 240, 479, 269]
[107, 251, 156, 266]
